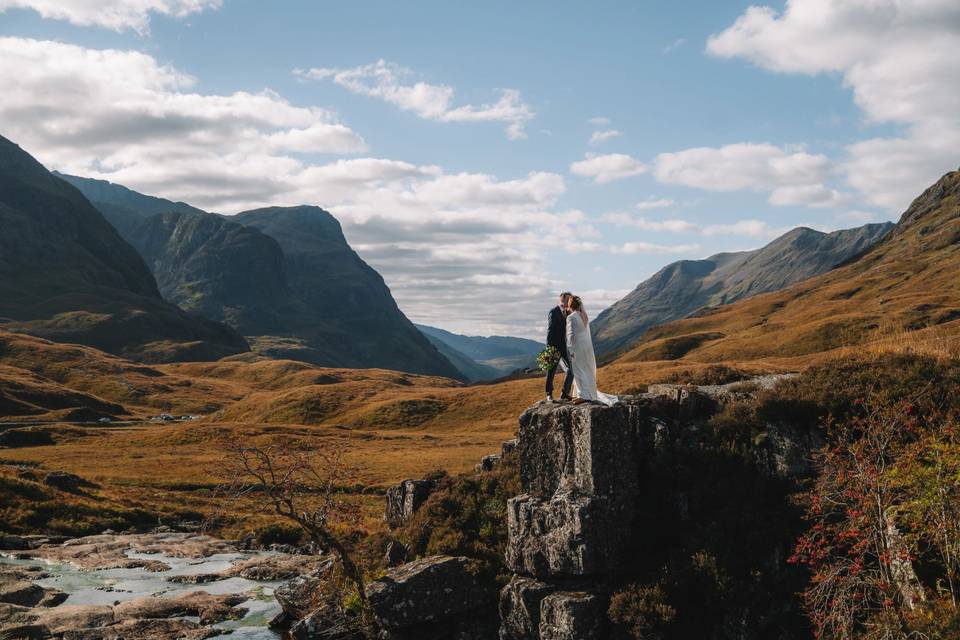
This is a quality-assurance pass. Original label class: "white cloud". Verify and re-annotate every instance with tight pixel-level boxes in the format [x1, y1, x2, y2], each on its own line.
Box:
[635, 197, 675, 210]
[0, 36, 588, 338]
[602, 213, 785, 240]
[838, 210, 879, 224]
[574, 288, 634, 314]
[296, 60, 534, 140]
[0, 36, 368, 202]
[708, 0, 960, 211]
[654, 143, 827, 191]
[589, 129, 623, 146]
[0, 0, 221, 32]
[653, 142, 850, 207]
[662, 38, 686, 53]
[768, 184, 849, 208]
[570, 153, 647, 184]
[611, 242, 701, 255]
[702, 219, 782, 238]
[588, 117, 611, 126]
[601, 213, 699, 234]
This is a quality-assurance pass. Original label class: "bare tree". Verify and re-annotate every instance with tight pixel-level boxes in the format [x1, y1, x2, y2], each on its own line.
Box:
[214, 439, 367, 603]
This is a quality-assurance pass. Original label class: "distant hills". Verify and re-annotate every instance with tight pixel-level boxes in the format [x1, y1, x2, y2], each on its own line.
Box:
[0, 135, 248, 363]
[59, 174, 462, 379]
[416, 325, 542, 380]
[613, 169, 960, 364]
[591, 222, 894, 356]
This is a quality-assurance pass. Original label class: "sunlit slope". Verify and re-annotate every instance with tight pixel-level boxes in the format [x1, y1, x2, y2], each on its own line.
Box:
[614, 169, 960, 364]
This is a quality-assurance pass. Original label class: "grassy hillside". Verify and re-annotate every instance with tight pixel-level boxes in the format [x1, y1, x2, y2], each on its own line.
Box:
[591, 223, 893, 356]
[614, 169, 960, 365]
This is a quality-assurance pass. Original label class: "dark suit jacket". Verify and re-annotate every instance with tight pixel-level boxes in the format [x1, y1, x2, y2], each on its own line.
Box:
[547, 306, 567, 354]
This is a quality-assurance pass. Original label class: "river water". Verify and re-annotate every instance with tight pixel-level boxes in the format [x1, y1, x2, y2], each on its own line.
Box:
[1, 549, 283, 638]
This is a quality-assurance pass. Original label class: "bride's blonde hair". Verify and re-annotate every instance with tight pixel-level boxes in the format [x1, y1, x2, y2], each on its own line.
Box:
[569, 295, 583, 311]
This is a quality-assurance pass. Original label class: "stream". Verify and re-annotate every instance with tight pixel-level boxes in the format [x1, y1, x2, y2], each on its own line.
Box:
[0, 548, 284, 638]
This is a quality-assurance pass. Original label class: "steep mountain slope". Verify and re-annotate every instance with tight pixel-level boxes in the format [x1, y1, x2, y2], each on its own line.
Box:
[124, 211, 296, 335]
[0, 135, 248, 362]
[591, 222, 893, 355]
[615, 169, 960, 364]
[55, 172, 204, 238]
[59, 176, 462, 379]
[419, 331, 499, 382]
[416, 324, 543, 375]
[232, 206, 461, 379]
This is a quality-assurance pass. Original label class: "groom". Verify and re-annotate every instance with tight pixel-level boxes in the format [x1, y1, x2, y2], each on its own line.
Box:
[545, 292, 574, 402]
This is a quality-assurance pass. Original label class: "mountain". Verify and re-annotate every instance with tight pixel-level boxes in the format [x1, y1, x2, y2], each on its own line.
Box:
[419, 332, 499, 382]
[415, 325, 543, 376]
[55, 172, 204, 238]
[0, 135, 248, 363]
[58, 176, 462, 379]
[591, 222, 894, 356]
[123, 210, 296, 335]
[614, 169, 960, 364]
[227, 206, 463, 379]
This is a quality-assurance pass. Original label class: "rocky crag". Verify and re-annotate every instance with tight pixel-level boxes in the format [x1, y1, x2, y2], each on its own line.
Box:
[498, 379, 817, 639]
[331, 377, 819, 639]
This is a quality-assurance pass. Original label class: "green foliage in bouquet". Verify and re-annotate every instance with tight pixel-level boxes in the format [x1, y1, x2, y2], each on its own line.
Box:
[537, 345, 562, 372]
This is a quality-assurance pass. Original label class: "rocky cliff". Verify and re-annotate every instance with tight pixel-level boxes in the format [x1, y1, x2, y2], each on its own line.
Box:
[499, 385, 813, 639]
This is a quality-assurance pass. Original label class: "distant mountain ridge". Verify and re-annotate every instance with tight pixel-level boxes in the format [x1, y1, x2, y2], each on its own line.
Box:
[591, 222, 894, 356]
[0, 135, 248, 362]
[612, 168, 960, 364]
[59, 173, 461, 379]
[416, 324, 543, 378]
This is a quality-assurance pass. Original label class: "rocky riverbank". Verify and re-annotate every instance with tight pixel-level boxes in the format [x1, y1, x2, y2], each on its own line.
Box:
[0, 532, 328, 639]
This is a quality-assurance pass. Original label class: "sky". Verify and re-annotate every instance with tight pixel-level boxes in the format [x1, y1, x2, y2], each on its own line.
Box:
[0, 0, 957, 338]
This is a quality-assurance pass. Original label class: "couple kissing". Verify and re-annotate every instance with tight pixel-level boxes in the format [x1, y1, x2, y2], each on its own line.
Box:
[544, 292, 618, 406]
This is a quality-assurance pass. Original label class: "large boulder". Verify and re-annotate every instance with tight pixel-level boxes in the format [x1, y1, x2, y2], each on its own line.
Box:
[498, 576, 555, 640]
[384, 479, 437, 528]
[538, 591, 605, 640]
[367, 556, 496, 632]
[271, 567, 331, 629]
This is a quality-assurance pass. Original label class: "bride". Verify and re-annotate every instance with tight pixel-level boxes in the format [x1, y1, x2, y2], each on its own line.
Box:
[565, 295, 619, 406]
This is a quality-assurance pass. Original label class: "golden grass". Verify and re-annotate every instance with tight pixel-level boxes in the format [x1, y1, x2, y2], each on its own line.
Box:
[5, 170, 957, 536]
[613, 171, 960, 368]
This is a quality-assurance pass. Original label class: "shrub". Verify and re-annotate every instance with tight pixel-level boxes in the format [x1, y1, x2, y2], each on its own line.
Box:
[255, 523, 305, 547]
[400, 450, 519, 574]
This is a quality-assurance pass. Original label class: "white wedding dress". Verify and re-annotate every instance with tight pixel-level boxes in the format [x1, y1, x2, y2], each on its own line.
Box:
[565, 309, 619, 406]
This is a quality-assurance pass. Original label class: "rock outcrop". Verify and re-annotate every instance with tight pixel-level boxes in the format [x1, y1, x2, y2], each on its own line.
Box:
[384, 478, 437, 528]
[498, 380, 823, 638]
[501, 400, 660, 638]
[367, 555, 498, 639]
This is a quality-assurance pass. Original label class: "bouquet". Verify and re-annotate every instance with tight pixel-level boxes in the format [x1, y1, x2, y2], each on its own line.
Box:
[537, 345, 562, 372]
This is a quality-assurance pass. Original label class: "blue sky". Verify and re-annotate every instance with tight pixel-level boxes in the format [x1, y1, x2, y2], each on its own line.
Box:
[1, 0, 956, 337]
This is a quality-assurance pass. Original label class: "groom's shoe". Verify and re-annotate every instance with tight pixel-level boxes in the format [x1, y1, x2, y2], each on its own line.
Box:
[545, 395, 555, 403]
[560, 394, 573, 402]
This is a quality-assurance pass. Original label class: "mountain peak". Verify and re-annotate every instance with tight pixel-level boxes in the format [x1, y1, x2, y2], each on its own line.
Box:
[895, 168, 960, 233]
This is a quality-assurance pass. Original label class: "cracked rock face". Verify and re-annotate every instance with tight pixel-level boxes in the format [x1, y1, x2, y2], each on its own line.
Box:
[384, 479, 437, 528]
[505, 403, 649, 578]
[498, 576, 555, 640]
[367, 555, 496, 631]
[500, 402, 658, 638]
[539, 591, 604, 640]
